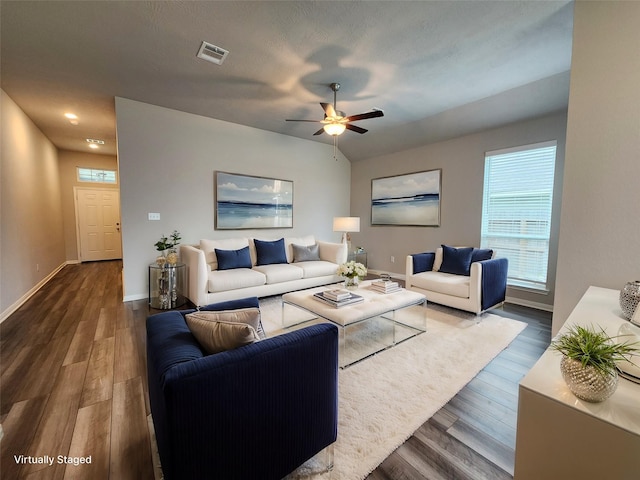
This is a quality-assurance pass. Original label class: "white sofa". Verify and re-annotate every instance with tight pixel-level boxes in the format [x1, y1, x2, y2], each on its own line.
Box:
[405, 245, 508, 314]
[180, 235, 347, 307]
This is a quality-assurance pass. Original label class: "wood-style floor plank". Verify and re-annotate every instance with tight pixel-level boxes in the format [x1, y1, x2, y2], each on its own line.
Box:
[79, 336, 115, 408]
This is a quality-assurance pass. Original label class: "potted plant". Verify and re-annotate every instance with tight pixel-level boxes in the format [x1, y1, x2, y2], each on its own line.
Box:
[550, 324, 639, 402]
[154, 230, 182, 266]
[336, 260, 367, 289]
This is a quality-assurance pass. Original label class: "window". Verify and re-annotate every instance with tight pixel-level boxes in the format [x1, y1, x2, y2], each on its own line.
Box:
[481, 141, 557, 291]
[77, 167, 117, 184]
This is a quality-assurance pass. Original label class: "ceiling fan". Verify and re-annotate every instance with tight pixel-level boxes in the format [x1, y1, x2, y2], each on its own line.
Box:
[286, 82, 384, 136]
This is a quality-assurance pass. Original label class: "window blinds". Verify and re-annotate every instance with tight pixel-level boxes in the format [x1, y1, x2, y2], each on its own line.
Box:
[481, 141, 557, 291]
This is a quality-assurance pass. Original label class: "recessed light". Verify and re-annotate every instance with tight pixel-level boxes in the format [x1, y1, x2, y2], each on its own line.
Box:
[64, 113, 78, 119]
[88, 144, 99, 149]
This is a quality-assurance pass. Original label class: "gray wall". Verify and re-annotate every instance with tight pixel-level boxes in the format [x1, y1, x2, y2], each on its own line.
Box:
[115, 98, 352, 301]
[1, 90, 66, 319]
[554, 1, 640, 333]
[350, 112, 567, 310]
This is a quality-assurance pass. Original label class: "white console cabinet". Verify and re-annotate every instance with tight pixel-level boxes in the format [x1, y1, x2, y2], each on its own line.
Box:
[514, 286, 640, 480]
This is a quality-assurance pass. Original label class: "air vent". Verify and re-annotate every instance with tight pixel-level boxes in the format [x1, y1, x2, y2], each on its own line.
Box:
[197, 41, 229, 65]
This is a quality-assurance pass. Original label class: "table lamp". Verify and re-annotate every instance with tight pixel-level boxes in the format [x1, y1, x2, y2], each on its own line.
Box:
[333, 217, 360, 251]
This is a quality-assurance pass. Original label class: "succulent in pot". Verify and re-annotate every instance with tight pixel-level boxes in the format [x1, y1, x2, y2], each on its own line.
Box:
[550, 324, 639, 402]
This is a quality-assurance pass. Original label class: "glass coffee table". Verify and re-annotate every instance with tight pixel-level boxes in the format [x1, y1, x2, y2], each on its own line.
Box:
[282, 281, 427, 368]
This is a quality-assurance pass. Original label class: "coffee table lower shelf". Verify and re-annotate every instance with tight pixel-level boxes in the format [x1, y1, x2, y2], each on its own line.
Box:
[282, 285, 427, 369]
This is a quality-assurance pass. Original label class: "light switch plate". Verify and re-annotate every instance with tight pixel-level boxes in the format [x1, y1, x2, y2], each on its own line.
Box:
[148, 212, 161, 221]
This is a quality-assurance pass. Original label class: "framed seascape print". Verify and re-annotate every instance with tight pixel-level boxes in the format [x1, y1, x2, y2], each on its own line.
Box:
[371, 169, 441, 226]
[215, 172, 293, 229]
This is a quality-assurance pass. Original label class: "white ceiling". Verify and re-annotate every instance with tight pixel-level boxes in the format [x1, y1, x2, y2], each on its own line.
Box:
[0, 0, 574, 161]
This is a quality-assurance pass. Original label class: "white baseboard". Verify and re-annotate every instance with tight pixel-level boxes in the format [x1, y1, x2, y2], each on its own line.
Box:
[0, 261, 68, 323]
[124, 293, 148, 302]
[505, 295, 554, 312]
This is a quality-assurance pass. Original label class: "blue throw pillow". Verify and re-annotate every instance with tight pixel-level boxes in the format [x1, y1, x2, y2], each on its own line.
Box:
[439, 245, 474, 276]
[412, 252, 435, 274]
[471, 248, 493, 263]
[254, 238, 288, 266]
[215, 246, 252, 270]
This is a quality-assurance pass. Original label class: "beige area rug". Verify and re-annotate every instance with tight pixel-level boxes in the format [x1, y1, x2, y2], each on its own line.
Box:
[259, 295, 526, 480]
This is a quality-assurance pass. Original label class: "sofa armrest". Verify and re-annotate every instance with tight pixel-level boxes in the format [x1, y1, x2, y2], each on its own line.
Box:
[155, 322, 338, 480]
[318, 240, 348, 265]
[180, 244, 209, 307]
[478, 257, 508, 311]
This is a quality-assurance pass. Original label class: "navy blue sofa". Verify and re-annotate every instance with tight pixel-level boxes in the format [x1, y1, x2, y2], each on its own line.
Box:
[146, 297, 339, 480]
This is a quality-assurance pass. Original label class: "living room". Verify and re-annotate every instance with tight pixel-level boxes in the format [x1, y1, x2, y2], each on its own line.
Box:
[1, 1, 639, 479]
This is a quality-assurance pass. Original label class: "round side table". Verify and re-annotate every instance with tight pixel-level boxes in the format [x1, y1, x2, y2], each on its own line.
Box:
[148, 263, 186, 310]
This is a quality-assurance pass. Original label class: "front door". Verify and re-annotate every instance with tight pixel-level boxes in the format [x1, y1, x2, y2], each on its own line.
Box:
[75, 187, 122, 261]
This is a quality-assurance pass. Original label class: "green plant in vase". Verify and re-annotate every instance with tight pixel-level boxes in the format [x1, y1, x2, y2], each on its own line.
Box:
[550, 324, 639, 402]
[154, 230, 182, 266]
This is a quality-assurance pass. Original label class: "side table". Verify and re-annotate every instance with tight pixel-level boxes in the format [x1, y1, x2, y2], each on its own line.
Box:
[347, 249, 367, 267]
[149, 263, 186, 310]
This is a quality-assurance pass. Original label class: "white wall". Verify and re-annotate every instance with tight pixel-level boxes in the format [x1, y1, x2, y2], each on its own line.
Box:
[350, 112, 567, 310]
[553, 1, 640, 333]
[1, 90, 66, 318]
[115, 98, 351, 301]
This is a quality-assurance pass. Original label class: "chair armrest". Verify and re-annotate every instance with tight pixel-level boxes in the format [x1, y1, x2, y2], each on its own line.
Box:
[180, 245, 208, 307]
[478, 258, 508, 311]
[199, 296, 260, 312]
[318, 240, 348, 265]
[159, 323, 339, 480]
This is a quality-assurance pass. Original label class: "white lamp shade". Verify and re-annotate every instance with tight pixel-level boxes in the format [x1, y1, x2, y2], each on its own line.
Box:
[333, 216, 360, 232]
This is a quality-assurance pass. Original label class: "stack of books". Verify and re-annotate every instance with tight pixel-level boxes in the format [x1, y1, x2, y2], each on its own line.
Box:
[371, 279, 401, 294]
[314, 289, 364, 308]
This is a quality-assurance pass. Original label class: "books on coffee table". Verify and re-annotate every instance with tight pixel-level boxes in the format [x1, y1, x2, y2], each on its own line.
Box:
[322, 288, 352, 301]
[314, 291, 364, 308]
[371, 279, 402, 294]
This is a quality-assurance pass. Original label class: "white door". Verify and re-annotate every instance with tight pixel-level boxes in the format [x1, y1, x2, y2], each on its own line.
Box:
[76, 188, 122, 261]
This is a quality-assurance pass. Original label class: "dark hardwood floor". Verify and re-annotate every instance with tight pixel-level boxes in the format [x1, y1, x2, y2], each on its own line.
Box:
[0, 261, 551, 479]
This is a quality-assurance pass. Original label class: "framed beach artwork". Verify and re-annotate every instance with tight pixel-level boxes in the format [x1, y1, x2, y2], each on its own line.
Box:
[371, 169, 441, 226]
[215, 172, 293, 229]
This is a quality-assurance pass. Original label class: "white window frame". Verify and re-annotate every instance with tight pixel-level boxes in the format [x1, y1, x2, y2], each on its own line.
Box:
[77, 167, 118, 184]
[481, 140, 557, 292]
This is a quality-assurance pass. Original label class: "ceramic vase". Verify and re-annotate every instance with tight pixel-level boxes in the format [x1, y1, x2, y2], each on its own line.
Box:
[560, 356, 618, 402]
[619, 280, 640, 320]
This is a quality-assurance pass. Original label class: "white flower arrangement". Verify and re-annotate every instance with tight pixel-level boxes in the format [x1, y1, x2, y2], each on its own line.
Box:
[337, 260, 367, 279]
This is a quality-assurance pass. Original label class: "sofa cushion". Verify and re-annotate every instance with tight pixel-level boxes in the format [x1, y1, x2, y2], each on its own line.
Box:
[185, 311, 260, 354]
[216, 246, 252, 270]
[189, 307, 265, 339]
[200, 238, 249, 269]
[295, 260, 339, 278]
[439, 245, 474, 276]
[292, 243, 320, 262]
[253, 263, 304, 284]
[208, 269, 266, 293]
[412, 252, 436, 273]
[285, 235, 316, 263]
[254, 238, 288, 265]
[471, 248, 494, 263]
[412, 271, 470, 299]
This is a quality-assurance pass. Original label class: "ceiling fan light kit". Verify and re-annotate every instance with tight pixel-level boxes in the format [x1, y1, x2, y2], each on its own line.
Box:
[286, 82, 384, 137]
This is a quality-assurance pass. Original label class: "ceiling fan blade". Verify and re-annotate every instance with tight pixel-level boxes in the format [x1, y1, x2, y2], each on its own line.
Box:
[345, 109, 384, 122]
[320, 102, 337, 118]
[346, 123, 368, 134]
[285, 119, 323, 122]
[313, 127, 326, 136]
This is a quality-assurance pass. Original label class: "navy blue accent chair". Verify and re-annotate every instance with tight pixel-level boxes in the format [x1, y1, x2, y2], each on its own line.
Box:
[146, 297, 339, 480]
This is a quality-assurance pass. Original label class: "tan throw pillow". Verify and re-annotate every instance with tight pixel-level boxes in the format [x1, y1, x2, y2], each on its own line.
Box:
[185, 309, 262, 354]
